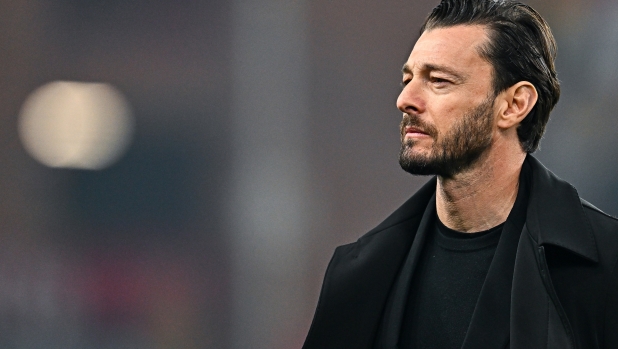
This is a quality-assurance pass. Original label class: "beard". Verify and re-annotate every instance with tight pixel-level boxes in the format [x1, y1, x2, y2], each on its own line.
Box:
[398, 96, 495, 178]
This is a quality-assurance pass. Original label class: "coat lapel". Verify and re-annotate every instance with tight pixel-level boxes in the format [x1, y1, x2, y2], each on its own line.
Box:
[509, 156, 598, 349]
[460, 202, 523, 349]
[525, 156, 598, 263]
[376, 194, 436, 349]
[304, 156, 600, 349]
[461, 158, 530, 349]
[440, 156, 598, 349]
[510, 225, 553, 348]
[302, 178, 436, 349]
[510, 226, 574, 349]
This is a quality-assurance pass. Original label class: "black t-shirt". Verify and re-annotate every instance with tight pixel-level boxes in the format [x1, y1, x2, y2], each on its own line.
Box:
[398, 218, 503, 349]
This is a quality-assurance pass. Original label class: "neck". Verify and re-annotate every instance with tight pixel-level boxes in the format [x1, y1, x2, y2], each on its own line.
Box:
[435, 143, 526, 233]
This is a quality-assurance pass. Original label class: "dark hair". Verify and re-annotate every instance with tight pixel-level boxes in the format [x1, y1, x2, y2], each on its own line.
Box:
[421, 0, 560, 153]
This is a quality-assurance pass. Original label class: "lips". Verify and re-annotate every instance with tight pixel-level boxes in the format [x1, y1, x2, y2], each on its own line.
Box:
[400, 113, 438, 139]
[404, 125, 429, 136]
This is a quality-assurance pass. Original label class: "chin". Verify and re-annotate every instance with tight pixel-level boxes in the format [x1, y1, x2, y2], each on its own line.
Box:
[399, 148, 438, 176]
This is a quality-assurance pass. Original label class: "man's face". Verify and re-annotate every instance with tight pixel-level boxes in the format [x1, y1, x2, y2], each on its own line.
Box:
[397, 25, 498, 178]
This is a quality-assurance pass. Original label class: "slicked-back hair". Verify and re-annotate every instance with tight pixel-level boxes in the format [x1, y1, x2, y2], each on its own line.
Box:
[421, 0, 560, 153]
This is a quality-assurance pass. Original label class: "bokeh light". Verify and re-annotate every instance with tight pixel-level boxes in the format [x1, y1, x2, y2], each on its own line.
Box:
[18, 81, 134, 170]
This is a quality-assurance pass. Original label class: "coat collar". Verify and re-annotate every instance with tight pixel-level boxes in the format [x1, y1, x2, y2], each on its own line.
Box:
[303, 155, 597, 349]
[371, 155, 597, 349]
[364, 176, 437, 238]
[369, 155, 599, 263]
[524, 155, 599, 262]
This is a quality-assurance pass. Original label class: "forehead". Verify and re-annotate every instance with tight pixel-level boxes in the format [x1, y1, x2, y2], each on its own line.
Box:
[406, 25, 492, 76]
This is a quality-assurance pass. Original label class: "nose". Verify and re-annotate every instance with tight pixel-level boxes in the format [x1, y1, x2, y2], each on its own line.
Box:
[396, 79, 425, 115]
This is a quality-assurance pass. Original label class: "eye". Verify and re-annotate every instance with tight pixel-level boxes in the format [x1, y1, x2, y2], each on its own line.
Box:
[400, 78, 412, 88]
[430, 76, 450, 84]
[429, 75, 452, 89]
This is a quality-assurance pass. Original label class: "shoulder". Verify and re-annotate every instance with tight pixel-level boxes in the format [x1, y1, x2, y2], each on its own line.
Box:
[580, 198, 618, 225]
[581, 199, 618, 240]
[581, 201, 618, 347]
[580, 199, 618, 266]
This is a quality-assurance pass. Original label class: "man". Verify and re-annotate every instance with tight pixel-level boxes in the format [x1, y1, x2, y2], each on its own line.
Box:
[303, 1, 618, 348]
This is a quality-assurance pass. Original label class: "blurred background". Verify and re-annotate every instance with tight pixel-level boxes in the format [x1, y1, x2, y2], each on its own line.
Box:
[0, 0, 616, 348]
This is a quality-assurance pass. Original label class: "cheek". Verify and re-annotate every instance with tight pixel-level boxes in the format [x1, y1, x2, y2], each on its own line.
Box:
[428, 100, 461, 134]
[428, 90, 489, 134]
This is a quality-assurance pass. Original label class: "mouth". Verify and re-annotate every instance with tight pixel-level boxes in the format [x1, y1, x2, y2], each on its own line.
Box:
[403, 125, 429, 137]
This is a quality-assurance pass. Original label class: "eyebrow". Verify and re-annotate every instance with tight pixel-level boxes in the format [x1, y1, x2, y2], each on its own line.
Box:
[401, 63, 466, 82]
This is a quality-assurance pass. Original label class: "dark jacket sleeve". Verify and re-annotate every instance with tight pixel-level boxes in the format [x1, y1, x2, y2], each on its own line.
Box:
[303, 244, 350, 349]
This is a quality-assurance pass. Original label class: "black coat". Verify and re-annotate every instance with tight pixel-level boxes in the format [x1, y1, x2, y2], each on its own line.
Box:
[303, 156, 618, 349]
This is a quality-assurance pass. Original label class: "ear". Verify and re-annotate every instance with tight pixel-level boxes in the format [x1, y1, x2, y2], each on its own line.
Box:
[496, 81, 538, 130]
